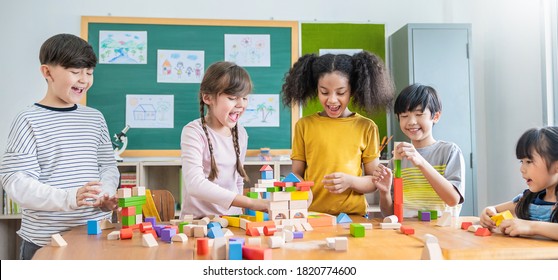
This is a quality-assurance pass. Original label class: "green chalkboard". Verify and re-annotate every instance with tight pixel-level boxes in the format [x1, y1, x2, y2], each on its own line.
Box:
[301, 23, 388, 139]
[82, 17, 298, 156]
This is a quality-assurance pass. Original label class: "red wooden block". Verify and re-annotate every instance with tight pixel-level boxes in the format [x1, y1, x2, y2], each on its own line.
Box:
[242, 246, 272, 260]
[400, 225, 415, 235]
[246, 227, 260, 236]
[475, 227, 492, 236]
[140, 222, 152, 233]
[263, 225, 276, 236]
[295, 181, 314, 187]
[145, 229, 157, 239]
[273, 181, 293, 187]
[393, 178, 403, 204]
[121, 206, 136, 216]
[394, 202, 404, 223]
[120, 227, 133, 239]
[197, 238, 209, 255]
[461, 222, 473, 230]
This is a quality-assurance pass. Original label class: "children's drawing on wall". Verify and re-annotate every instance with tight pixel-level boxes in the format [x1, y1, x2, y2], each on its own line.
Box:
[224, 34, 271, 67]
[126, 94, 174, 128]
[319, 49, 363, 56]
[157, 50, 204, 83]
[239, 94, 279, 127]
[99, 31, 147, 64]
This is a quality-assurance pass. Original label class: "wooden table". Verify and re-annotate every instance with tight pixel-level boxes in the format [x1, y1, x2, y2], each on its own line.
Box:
[32, 216, 558, 260]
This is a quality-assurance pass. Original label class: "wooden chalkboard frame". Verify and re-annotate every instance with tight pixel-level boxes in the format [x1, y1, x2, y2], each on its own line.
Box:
[81, 16, 299, 157]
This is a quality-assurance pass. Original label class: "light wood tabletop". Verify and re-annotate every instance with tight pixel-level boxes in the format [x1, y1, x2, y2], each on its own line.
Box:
[32, 215, 558, 260]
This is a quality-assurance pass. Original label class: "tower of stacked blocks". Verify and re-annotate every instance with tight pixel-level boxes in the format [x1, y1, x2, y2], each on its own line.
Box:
[117, 186, 147, 229]
[393, 142, 404, 222]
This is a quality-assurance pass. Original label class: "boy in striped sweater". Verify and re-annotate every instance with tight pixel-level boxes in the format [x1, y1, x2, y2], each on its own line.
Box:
[0, 34, 119, 259]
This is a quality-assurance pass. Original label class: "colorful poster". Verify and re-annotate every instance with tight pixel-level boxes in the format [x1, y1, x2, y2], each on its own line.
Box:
[126, 94, 174, 128]
[99, 31, 147, 64]
[224, 34, 271, 67]
[239, 94, 279, 127]
[157, 50, 204, 83]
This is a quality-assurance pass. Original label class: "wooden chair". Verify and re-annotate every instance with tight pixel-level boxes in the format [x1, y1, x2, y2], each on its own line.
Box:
[150, 189, 176, 222]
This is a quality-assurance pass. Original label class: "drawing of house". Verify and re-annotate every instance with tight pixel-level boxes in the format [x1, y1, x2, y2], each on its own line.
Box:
[134, 104, 157, 120]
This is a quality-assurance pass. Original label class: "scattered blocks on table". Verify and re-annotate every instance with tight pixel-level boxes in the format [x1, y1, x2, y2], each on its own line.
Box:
[400, 225, 415, 235]
[87, 220, 101, 235]
[51, 233, 67, 247]
[336, 213, 353, 224]
[461, 222, 473, 230]
[107, 231, 120, 240]
[491, 210, 514, 226]
[142, 233, 158, 247]
[350, 223, 365, 237]
[474, 227, 492, 237]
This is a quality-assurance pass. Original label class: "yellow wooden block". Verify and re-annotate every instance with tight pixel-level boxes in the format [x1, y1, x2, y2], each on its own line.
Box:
[290, 191, 309, 201]
[142, 189, 161, 223]
[256, 211, 264, 222]
[222, 216, 240, 228]
[491, 210, 513, 226]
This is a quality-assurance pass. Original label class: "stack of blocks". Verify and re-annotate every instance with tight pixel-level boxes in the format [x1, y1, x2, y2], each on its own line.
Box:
[393, 142, 404, 222]
[118, 186, 147, 229]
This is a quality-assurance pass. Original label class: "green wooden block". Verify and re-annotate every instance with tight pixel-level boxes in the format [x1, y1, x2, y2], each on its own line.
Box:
[118, 196, 146, 208]
[179, 222, 189, 233]
[246, 192, 259, 199]
[284, 186, 297, 192]
[350, 223, 365, 238]
[266, 187, 281, 192]
[394, 159, 401, 178]
[121, 215, 136, 226]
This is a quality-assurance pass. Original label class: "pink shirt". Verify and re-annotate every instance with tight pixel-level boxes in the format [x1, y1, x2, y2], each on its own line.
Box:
[180, 118, 248, 218]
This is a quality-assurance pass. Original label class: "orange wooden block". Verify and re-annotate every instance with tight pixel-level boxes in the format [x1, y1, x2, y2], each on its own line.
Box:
[394, 203, 403, 223]
[263, 225, 277, 236]
[139, 222, 152, 233]
[245, 220, 276, 231]
[393, 178, 403, 204]
[307, 213, 336, 227]
[461, 222, 473, 230]
[475, 227, 492, 236]
[246, 227, 260, 236]
[242, 246, 272, 260]
[121, 206, 136, 216]
[295, 181, 314, 187]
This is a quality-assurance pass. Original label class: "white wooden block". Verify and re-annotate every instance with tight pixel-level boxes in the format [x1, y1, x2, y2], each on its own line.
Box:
[223, 228, 234, 237]
[294, 223, 305, 232]
[289, 209, 308, 219]
[100, 219, 115, 230]
[212, 217, 229, 228]
[181, 214, 194, 222]
[211, 237, 227, 260]
[269, 209, 289, 220]
[51, 233, 67, 247]
[136, 214, 143, 224]
[334, 237, 348, 251]
[283, 225, 295, 232]
[169, 219, 183, 225]
[273, 231, 285, 239]
[183, 225, 195, 237]
[360, 223, 373, 230]
[423, 233, 439, 244]
[171, 233, 188, 242]
[302, 222, 314, 231]
[255, 226, 265, 236]
[247, 237, 262, 247]
[468, 225, 483, 232]
[200, 217, 211, 225]
[283, 230, 294, 242]
[289, 200, 308, 209]
[270, 192, 291, 201]
[142, 233, 159, 247]
[393, 142, 403, 160]
[281, 219, 294, 226]
[193, 225, 207, 238]
[421, 242, 443, 260]
[436, 211, 452, 227]
[239, 218, 250, 230]
[325, 237, 335, 248]
[380, 222, 401, 230]
[107, 231, 120, 240]
[383, 215, 399, 223]
[267, 236, 285, 248]
[132, 186, 146, 196]
[117, 188, 131, 198]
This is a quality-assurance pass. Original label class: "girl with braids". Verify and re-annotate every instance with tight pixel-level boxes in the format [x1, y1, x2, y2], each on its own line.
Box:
[180, 61, 268, 219]
[281, 51, 394, 215]
[480, 127, 558, 240]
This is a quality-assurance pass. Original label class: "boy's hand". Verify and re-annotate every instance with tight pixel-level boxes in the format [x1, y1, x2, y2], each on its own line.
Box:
[323, 172, 353, 194]
[479, 206, 497, 229]
[396, 142, 426, 167]
[98, 193, 119, 212]
[372, 164, 392, 193]
[252, 198, 270, 213]
[76, 181, 102, 207]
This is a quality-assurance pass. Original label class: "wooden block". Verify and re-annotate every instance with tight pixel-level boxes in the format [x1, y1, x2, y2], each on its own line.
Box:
[211, 237, 227, 260]
[269, 201, 289, 211]
[222, 216, 240, 228]
[117, 188, 132, 198]
[100, 219, 115, 230]
[51, 233, 67, 247]
[350, 223, 365, 237]
[270, 192, 291, 201]
[290, 191, 309, 201]
[380, 222, 401, 230]
[436, 211, 452, 227]
[461, 222, 473, 230]
[142, 233, 159, 247]
[212, 217, 229, 228]
[290, 209, 308, 219]
[360, 223, 373, 230]
[475, 227, 492, 236]
[132, 186, 146, 196]
[171, 233, 188, 242]
[242, 246, 272, 260]
[400, 225, 415, 235]
[197, 238, 209, 255]
[302, 222, 314, 231]
[491, 210, 514, 226]
[267, 236, 285, 248]
[334, 237, 348, 251]
[247, 237, 262, 247]
[421, 242, 443, 260]
[107, 231, 120, 240]
[120, 227, 133, 239]
[383, 215, 398, 223]
[228, 241, 243, 260]
[283, 230, 294, 242]
[468, 225, 483, 232]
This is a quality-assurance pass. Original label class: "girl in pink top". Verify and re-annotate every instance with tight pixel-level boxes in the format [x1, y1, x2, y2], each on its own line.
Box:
[180, 61, 269, 218]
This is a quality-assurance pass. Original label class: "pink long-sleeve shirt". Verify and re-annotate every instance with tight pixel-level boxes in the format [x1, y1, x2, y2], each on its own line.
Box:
[180, 118, 247, 218]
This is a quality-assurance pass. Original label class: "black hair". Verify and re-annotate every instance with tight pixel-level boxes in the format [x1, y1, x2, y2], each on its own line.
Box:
[281, 51, 393, 114]
[515, 127, 558, 222]
[198, 61, 252, 182]
[39, 33, 97, 68]
[394, 83, 442, 119]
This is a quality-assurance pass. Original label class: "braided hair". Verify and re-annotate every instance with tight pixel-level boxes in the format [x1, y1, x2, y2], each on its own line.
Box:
[199, 61, 252, 181]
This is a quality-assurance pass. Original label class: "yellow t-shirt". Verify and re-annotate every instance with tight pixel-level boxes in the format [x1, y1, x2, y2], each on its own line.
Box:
[291, 113, 380, 215]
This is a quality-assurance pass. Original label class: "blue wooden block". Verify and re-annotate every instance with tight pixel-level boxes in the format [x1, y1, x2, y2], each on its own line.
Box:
[87, 220, 101, 235]
[229, 237, 245, 245]
[282, 172, 301, 183]
[207, 222, 222, 229]
[262, 192, 270, 199]
[228, 241, 243, 260]
[245, 209, 256, 216]
[261, 170, 274, 180]
[336, 213, 353, 224]
[208, 227, 224, 239]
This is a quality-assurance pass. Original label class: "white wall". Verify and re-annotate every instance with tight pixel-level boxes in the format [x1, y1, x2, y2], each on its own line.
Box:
[0, 0, 546, 213]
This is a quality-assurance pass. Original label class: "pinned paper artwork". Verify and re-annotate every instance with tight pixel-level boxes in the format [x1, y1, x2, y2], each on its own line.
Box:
[224, 34, 270, 67]
[157, 50, 204, 83]
[126, 94, 174, 128]
[99, 31, 147, 64]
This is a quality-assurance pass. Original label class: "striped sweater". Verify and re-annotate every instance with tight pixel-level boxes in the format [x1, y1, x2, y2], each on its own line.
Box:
[0, 103, 119, 246]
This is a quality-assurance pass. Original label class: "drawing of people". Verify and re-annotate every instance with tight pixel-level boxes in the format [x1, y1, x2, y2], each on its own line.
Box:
[175, 61, 185, 78]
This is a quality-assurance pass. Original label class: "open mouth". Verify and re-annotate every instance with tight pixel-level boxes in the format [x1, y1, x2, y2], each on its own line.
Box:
[71, 87, 84, 94]
[229, 112, 240, 122]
